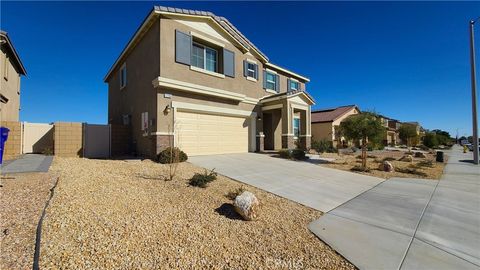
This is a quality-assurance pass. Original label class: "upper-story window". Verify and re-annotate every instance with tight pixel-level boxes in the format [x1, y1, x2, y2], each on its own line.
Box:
[289, 80, 299, 91]
[120, 63, 127, 89]
[265, 71, 277, 91]
[243, 60, 258, 80]
[191, 42, 218, 73]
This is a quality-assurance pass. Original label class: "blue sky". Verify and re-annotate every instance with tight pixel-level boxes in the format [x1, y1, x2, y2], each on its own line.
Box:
[1, 1, 479, 137]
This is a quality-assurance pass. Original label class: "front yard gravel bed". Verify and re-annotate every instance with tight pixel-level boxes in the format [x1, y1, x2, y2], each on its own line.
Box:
[39, 157, 355, 269]
[0, 172, 57, 269]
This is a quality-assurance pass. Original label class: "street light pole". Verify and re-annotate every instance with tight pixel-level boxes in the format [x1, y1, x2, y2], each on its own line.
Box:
[469, 19, 479, 165]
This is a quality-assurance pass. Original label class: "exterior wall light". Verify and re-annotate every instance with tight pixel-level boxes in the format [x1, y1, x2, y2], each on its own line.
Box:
[164, 105, 171, 115]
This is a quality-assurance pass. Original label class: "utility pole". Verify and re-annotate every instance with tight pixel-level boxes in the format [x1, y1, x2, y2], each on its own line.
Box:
[469, 18, 479, 164]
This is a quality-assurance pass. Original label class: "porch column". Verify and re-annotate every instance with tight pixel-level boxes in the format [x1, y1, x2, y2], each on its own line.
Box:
[281, 101, 295, 149]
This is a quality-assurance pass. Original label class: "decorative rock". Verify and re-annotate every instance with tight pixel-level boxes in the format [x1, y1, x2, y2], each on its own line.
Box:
[399, 155, 413, 162]
[414, 152, 426, 158]
[378, 161, 394, 172]
[233, 191, 260, 221]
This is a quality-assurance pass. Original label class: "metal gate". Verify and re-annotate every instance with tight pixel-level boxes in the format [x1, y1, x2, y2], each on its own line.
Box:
[22, 123, 54, 154]
[83, 124, 111, 158]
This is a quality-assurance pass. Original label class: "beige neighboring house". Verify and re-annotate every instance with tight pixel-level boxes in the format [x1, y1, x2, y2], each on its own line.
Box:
[311, 105, 360, 148]
[0, 31, 27, 122]
[379, 115, 401, 146]
[105, 6, 315, 157]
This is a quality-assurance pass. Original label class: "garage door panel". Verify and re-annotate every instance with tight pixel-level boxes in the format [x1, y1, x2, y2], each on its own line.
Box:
[176, 111, 249, 156]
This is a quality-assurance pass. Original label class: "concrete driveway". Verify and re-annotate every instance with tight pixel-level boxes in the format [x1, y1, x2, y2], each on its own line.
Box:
[189, 153, 383, 212]
[309, 146, 480, 269]
[1, 154, 53, 174]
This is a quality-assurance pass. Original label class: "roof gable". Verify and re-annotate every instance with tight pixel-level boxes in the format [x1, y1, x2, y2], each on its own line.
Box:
[311, 105, 359, 123]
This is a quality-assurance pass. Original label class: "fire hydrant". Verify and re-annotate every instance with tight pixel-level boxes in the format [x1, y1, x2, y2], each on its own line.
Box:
[463, 145, 468, 153]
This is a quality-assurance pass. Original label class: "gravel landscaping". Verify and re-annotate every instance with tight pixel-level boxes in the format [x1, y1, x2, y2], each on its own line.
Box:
[318, 150, 445, 179]
[39, 157, 355, 269]
[0, 172, 57, 269]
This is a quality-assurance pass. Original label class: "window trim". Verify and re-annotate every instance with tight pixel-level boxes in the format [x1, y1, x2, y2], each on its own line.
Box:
[293, 116, 301, 139]
[289, 78, 299, 91]
[191, 41, 219, 73]
[265, 71, 277, 91]
[119, 63, 127, 89]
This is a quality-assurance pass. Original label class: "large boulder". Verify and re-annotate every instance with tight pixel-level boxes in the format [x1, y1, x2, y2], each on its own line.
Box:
[233, 191, 260, 221]
[414, 152, 426, 158]
[399, 155, 413, 162]
[379, 161, 394, 172]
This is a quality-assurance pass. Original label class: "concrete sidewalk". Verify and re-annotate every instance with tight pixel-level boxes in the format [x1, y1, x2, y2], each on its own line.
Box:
[1, 154, 53, 174]
[189, 153, 383, 212]
[309, 146, 480, 269]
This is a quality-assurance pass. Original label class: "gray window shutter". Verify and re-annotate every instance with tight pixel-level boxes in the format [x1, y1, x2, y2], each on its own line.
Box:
[287, 78, 291, 92]
[263, 70, 267, 89]
[275, 74, 280, 92]
[243, 60, 248, 77]
[223, 49, 235, 77]
[175, 30, 191, 65]
[254, 64, 258, 79]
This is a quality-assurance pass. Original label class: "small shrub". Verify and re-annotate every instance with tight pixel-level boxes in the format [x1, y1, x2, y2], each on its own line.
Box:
[417, 160, 435, 168]
[383, 157, 396, 162]
[312, 139, 335, 153]
[189, 169, 217, 188]
[395, 167, 428, 177]
[226, 186, 246, 200]
[351, 165, 371, 172]
[418, 145, 430, 151]
[157, 147, 188, 164]
[291, 149, 307, 160]
[278, 149, 291, 159]
[42, 147, 53, 156]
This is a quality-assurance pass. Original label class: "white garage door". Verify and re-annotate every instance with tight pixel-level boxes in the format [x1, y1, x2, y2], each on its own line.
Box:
[176, 111, 249, 156]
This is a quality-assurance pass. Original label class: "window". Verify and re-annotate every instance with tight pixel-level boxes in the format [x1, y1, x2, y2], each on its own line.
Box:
[247, 62, 257, 78]
[266, 72, 277, 91]
[289, 80, 299, 91]
[293, 118, 300, 138]
[120, 64, 127, 89]
[191, 42, 218, 73]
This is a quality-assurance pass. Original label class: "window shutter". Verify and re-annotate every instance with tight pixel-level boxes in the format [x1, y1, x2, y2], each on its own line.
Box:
[263, 70, 267, 89]
[223, 49, 235, 77]
[175, 30, 191, 65]
[243, 60, 248, 77]
[275, 74, 280, 92]
[287, 78, 291, 92]
[254, 64, 258, 79]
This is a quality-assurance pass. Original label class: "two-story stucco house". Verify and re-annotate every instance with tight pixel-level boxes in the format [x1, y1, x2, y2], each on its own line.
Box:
[105, 6, 314, 157]
[1, 31, 27, 122]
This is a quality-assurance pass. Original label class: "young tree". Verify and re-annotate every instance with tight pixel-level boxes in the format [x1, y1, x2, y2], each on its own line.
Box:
[339, 112, 385, 169]
[423, 132, 439, 148]
[399, 124, 419, 150]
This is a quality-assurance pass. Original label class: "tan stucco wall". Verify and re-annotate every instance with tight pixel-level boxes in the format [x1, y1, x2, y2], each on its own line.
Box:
[1, 121, 21, 160]
[0, 50, 21, 122]
[107, 20, 160, 157]
[54, 122, 83, 157]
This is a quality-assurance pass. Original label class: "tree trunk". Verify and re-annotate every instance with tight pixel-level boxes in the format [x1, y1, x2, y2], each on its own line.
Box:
[362, 137, 367, 169]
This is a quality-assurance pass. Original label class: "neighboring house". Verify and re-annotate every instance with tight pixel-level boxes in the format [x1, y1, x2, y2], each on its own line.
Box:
[0, 31, 27, 122]
[311, 105, 360, 148]
[379, 115, 401, 146]
[105, 6, 314, 157]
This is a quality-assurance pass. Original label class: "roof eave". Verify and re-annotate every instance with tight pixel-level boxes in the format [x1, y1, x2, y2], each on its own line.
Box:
[0, 32, 27, 76]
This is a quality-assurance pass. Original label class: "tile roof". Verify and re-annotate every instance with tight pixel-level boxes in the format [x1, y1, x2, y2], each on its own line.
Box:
[311, 105, 358, 123]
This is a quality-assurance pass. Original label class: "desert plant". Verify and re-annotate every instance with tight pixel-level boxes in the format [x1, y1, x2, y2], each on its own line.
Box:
[351, 165, 371, 172]
[42, 147, 54, 156]
[399, 124, 419, 150]
[395, 167, 428, 177]
[278, 149, 291, 159]
[291, 149, 307, 160]
[189, 169, 217, 188]
[417, 160, 435, 168]
[226, 186, 246, 200]
[157, 147, 188, 164]
[383, 157, 396, 161]
[311, 139, 335, 153]
[339, 112, 386, 169]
